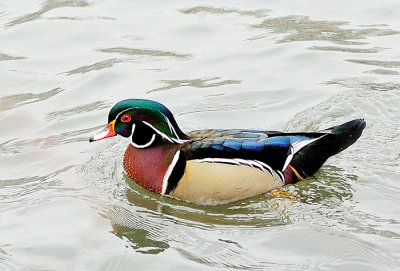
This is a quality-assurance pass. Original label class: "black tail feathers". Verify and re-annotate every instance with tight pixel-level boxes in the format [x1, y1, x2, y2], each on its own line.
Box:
[291, 119, 366, 179]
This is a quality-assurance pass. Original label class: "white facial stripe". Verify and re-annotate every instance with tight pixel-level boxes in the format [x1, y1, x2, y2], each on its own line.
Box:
[172, 138, 190, 144]
[161, 151, 181, 195]
[131, 123, 135, 133]
[144, 119, 189, 144]
[131, 133, 155, 149]
[142, 121, 174, 143]
[114, 107, 173, 142]
[114, 106, 187, 144]
[165, 116, 178, 138]
[115, 107, 135, 122]
[129, 123, 155, 148]
[164, 116, 189, 143]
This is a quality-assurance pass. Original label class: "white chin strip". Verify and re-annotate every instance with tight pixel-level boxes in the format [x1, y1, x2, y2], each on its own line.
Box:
[129, 123, 155, 148]
[131, 133, 156, 149]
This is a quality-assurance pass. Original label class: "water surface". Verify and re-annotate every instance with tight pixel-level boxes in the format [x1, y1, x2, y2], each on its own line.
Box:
[1, 1, 400, 270]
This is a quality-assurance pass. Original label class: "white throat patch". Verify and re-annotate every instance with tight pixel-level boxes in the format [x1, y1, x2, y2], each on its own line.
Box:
[130, 123, 156, 149]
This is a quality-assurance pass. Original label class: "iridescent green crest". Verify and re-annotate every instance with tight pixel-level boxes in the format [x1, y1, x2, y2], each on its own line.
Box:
[108, 99, 188, 142]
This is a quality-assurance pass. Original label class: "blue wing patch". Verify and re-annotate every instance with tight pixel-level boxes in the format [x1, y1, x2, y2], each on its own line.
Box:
[241, 140, 264, 152]
[265, 136, 291, 147]
[222, 139, 242, 150]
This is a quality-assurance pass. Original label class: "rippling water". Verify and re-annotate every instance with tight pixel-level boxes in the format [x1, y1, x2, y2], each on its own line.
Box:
[1, 1, 400, 270]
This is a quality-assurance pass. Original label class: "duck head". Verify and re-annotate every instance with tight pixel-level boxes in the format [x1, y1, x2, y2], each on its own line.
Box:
[90, 99, 189, 147]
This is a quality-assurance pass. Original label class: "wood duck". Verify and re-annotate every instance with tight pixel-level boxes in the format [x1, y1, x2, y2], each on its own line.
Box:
[90, 99, 366, 205]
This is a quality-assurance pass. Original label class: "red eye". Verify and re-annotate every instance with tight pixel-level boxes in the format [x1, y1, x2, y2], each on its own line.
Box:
[121, 114, 131, 123]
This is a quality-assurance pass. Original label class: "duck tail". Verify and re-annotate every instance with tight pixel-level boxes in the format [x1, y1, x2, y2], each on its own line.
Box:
[289, 119, 366, 181]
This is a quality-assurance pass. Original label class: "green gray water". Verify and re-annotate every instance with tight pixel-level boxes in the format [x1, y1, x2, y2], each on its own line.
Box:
[1, 1, 400, 270]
